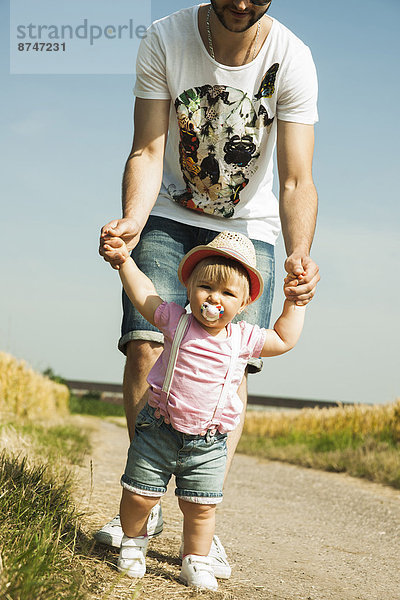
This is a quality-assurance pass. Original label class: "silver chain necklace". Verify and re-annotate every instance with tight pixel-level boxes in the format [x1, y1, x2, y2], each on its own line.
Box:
[206, 6, 261, 63]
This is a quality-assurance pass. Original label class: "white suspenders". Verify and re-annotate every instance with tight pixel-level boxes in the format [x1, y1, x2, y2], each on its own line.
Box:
[211, 324, 240, 427]
[161, 312, 241, 432]
[161, 313, 191, 400]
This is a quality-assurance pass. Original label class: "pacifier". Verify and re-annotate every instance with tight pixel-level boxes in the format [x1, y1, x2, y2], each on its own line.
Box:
[200, 302, 224, 322]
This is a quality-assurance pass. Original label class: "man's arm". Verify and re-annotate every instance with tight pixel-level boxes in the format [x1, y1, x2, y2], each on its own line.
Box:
[277, 120, 320, 305]
[99, 97, 170, 268]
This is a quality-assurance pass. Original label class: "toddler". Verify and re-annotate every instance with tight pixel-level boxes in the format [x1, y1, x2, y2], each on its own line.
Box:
[103, 230, 306, 591]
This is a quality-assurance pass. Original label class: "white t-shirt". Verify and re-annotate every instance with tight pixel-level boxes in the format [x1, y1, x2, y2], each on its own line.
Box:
[134, 5, 318, 245]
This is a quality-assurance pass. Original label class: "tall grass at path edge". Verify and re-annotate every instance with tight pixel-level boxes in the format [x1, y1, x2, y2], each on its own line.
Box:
[0, 452, 87, 600]
[0, 415, 94, 600]
[238, 400, 400, 489]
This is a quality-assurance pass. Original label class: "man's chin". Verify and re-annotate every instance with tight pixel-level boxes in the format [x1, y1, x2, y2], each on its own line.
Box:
[210, 0, 262, 33]
[222, 15, 255, 33]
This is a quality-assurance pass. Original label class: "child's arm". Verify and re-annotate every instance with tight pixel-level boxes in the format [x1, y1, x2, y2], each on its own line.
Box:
[104, 238, 162, 327]
[260, 300, 306, 357]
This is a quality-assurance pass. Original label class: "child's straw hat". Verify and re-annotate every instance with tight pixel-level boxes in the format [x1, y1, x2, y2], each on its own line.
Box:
[178, 231, 264, 303]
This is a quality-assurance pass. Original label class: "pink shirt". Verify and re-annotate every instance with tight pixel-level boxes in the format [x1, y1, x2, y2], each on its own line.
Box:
[147, 302, 266, 435]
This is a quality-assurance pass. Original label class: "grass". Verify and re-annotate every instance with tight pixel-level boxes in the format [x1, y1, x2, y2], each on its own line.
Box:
[238, 400, 400, 489]
[69, 394, 125, 418]
[0, 420, 91, 467]
[0, 452, 87, 600]
[23, 422, 90, 464]
[0, 417, 144, 600]
[0, 416, 97, 600]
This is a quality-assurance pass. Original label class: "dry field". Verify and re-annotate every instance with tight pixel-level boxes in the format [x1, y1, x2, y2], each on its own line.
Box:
[243, 401, 400, 440]
[0, 351, 69, 419]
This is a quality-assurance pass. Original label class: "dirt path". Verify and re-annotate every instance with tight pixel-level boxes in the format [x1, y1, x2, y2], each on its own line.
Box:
[73, 417, 400, 600]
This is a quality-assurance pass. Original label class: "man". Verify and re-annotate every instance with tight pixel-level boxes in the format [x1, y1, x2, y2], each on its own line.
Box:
[98, 0, 320, 579]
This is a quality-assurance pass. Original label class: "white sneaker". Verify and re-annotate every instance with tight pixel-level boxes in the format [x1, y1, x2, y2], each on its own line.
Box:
[117, 535, 148, 578]
[179, 555, 218, 591]
[94, 503, 163, 548]
[208, 535, 232, 579]
[179, 534, 231, 579]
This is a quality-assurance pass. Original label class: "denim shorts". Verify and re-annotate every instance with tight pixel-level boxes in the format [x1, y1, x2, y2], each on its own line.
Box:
[119, 215, 275, 373]
[121, 404, 228, 504]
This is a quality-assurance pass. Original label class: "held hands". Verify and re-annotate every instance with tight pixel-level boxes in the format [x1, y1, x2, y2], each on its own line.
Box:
[103, 237, 130, 267]
[284, 253, 320, 306]
[99, 217, 141, 270]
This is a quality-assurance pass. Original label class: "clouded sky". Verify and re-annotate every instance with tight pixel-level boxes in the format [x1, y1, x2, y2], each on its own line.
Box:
[1, 0, 399, 405]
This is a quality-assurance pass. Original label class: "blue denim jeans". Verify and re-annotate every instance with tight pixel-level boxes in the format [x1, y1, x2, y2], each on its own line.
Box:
[121, 404, 227, 503]
[119, 215, 275, 373]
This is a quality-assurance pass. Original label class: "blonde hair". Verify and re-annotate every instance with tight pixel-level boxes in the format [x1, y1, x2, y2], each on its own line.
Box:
[187, 257, 251, 304]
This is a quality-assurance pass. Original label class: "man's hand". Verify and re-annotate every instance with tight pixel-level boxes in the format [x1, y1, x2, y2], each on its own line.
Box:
[284, 254, 320, 305]
[103, 236, 130, 267]
[99, 217, 141, 270]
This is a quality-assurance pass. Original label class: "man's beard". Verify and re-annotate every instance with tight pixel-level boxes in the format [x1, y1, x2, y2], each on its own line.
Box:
[209, 0, 268, 33]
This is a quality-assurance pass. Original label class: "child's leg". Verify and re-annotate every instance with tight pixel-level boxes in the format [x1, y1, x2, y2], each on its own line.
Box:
[118, 490, 161, 578]
[120, 488, 161, 537]
[178, 498, 216, 556]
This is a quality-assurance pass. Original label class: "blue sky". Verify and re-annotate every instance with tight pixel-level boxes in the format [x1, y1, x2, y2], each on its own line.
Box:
[1, 0, 399, 405]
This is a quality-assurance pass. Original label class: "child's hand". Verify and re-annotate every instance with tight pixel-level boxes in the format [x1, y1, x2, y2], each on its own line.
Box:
[103, 236, 129, 268]
[283, 273, 300, 303]
[99, 217, 141, 269]
[284, 255, 319, 305]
